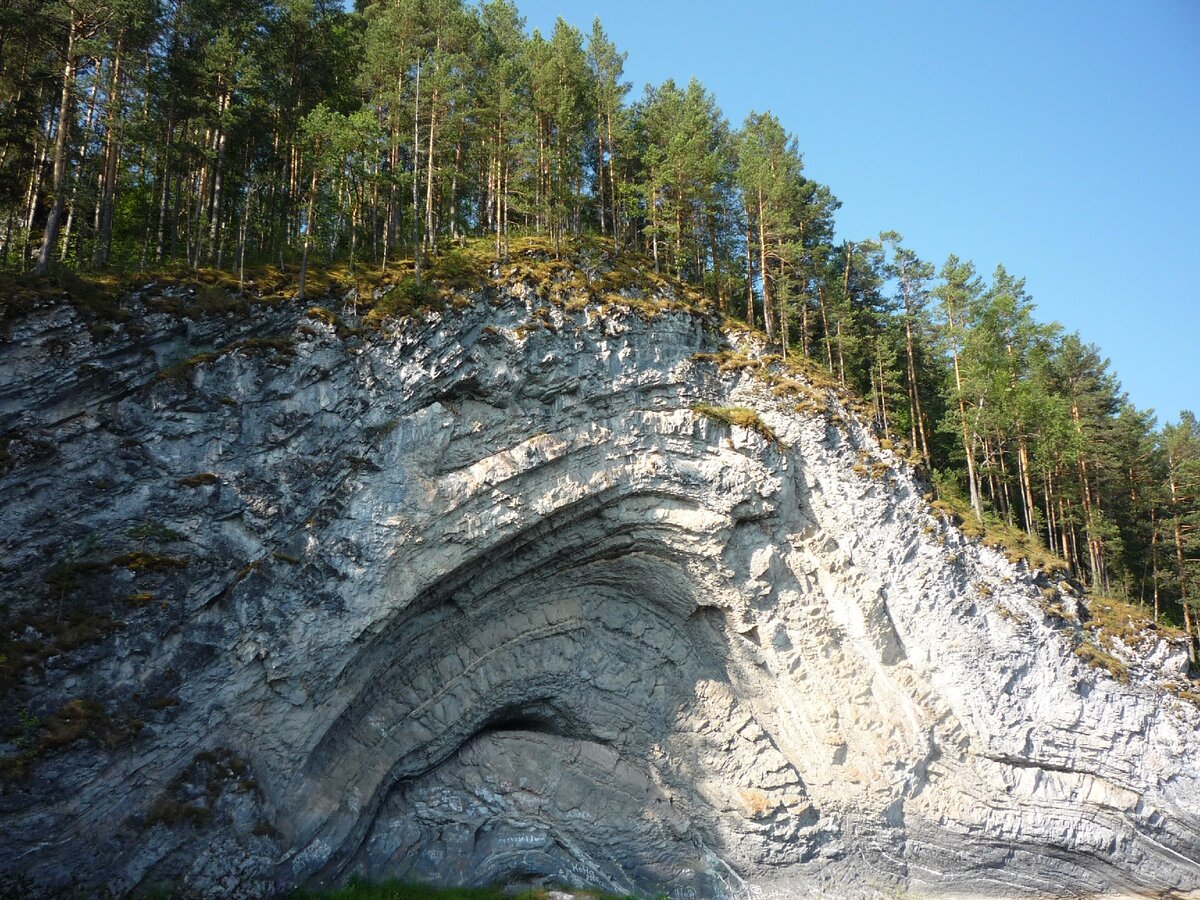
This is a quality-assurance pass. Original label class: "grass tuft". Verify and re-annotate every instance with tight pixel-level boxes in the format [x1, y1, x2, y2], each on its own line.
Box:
[692, 404, 779, 445]
[1074, 638, 1130, 683]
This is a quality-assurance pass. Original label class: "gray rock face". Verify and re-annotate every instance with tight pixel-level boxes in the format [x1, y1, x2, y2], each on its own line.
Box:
[1, 282, 1198, 898]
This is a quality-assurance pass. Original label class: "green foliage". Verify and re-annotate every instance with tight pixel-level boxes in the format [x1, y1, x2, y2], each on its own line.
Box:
[429, 247, 491, 292]
[364, 277, 443, 327]
[930, 470, 1068, 573]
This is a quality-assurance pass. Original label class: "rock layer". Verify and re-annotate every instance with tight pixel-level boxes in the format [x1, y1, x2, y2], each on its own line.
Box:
[1, 280, 1198, 898]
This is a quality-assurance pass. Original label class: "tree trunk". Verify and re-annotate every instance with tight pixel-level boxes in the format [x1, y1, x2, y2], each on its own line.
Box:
[60, 66, 100, 262]
[424, 75, 438, 254]
[209, 92, 229, 266]
[836, 320, 847, 386]
[154, 108, 176, 262]
[744, 219, 754, 327]
[21, 109, 49, 265]
[650, 184, 660, 273]
[998, 448, 1014, 527]
[238, 183, 251, 293]
[879, 354, 892, 442]
[947, 301, 983, 520]
[817, 283, 834, 373]
[800, 281, 809, 358]
[1071, 397, 1104, 586]
[1044, 471, 1057, 556]
[502, 158, 510, 259]
[838, 243, 853, 385]
[756, 189, 773, 341]
[1017, 435, 1037, 535]
[903, 283, 931, 467]
[449, 138, 462, 242]
[1150, 505, 1161, 623]
[35, 18, 78, 276]
[706, 213, 723, 310]
[94, 42, 123, 267]
[493, 131, 502, 259]
[778, 272, 789, 358]
[1169, 466, 1198, 664]
[299, 164, 318, 302]
[412, 57, 422, 276]
[596, 131, 606, 236]
[607, 110, 620, 245]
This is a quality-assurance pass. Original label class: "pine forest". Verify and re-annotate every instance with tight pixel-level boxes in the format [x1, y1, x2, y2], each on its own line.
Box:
[2, 0, 1197, 660]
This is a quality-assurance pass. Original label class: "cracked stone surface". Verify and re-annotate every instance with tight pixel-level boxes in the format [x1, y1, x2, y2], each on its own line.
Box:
[1, 281, 1198, 898]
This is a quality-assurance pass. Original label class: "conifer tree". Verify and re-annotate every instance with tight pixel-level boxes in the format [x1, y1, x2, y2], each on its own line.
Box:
[1162, 412, 1200, 662]
[735, 111, 801, 342]
[934, 255, 986, 520]
[586, 18, 627, 244]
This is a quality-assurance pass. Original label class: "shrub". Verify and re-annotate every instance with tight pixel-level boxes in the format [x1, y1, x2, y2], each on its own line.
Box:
[429, 248, 489, 291]
[364, 276, 442, 327]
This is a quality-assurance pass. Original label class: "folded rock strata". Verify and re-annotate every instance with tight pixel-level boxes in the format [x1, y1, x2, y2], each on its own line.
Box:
[0, 280, 1198, 898]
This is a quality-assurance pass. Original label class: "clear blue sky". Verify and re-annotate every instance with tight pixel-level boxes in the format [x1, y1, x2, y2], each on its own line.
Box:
[510, 0, 1199, 423]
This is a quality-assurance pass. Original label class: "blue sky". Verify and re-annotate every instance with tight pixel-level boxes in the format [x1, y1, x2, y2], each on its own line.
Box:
[509, 0, 1199, 423]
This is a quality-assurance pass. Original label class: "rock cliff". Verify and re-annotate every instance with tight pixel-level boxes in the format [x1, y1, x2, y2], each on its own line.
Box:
[1, 260, 1199, 898]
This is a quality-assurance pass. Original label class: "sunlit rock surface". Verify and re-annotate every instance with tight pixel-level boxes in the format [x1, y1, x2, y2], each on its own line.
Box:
[1, 276, 1198, 898]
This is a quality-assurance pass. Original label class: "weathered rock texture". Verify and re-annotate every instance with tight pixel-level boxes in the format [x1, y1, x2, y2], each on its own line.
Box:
[1, 273, 1199, 898]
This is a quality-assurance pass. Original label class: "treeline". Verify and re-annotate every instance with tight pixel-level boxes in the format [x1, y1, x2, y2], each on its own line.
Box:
[2, 0, 1197, 655]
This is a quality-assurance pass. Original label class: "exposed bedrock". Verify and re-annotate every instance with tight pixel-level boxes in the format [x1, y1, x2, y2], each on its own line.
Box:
[1, 286, 1198, 898]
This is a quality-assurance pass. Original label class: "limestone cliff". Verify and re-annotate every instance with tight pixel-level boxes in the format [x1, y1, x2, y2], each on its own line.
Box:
[1, 261, 1198, 898]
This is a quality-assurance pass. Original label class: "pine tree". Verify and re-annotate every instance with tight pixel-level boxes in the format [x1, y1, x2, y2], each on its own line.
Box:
[735, 111, 802, 343]
[933, 255, 986, 520]
[1162, 412, 1200, 662]
[586, 18, 627, 244]
[881, 232, 935, 467]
